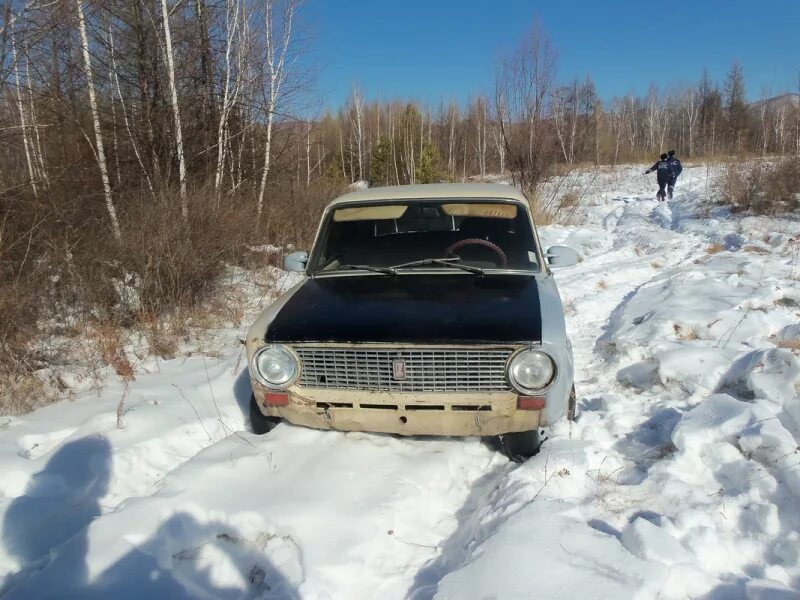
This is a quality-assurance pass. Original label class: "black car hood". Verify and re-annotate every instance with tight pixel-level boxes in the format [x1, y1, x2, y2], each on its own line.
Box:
[265, 274, 542, 344]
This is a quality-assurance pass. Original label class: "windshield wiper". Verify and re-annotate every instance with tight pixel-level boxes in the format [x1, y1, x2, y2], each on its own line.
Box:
[333, 263, 397, 275]
[390, 257, 484, 275]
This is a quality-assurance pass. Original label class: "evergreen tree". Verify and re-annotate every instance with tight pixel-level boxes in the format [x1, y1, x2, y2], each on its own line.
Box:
[415, 142, 443, 183]
[326, 152, 346, 182]
[369, 138, 392, 186]
[724, 62, 749, 152]
[699, 70, 723, 155]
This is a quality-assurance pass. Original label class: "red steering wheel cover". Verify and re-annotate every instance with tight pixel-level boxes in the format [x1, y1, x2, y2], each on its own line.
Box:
[444, 238, 508, 269]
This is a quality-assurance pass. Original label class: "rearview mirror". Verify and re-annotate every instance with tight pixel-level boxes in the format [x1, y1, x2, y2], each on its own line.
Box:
[546, 246, 579, 268]
[284, 250, 308, 273]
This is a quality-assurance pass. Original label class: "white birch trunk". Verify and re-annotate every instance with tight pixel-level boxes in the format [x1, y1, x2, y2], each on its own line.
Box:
[390, 105, 399, 184]
[338, 126, 346, 180]
[376, 100, 381, 141]
[76, 0, 121, 240]
[492, 123, 505, 174]
[257, 0, 295, 222]
[214, 0, 242, 194]
[161, 0, 188, 217]
[305, 121, 311, 186]
[448, 107, 455, 177]
[23, 45, 48, 189]
[683, 88, 700, 158]
[352, 88, 364, 181]
[11, 22, 38, 198]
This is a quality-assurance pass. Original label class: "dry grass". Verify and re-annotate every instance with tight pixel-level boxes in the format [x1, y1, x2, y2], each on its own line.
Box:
[776, 338, 800, 351]
[706, 243, 726, 254]
[528, 197, 555, 225]
[742, 245, 771, 255]
[88, 323, 135, 381]
[0, 179, 346, 415]
[774, 296, 799, 308]
[719, 158, 800, 215]
[0, 372, 48, 415]
[673, 323, 699, 341]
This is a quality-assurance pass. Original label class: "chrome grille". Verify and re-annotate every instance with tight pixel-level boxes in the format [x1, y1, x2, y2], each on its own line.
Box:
[292, 346, 514, 392]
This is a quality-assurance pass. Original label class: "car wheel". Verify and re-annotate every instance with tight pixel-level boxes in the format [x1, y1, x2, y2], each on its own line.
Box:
[567, 385, 577, 422]
[501, 429, 542, 462]
[249, 394, 281, 435]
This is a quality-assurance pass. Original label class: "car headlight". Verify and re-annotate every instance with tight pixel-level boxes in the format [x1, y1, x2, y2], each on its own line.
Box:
[252, 345, 299, 389]
[508, 349, 555, 392]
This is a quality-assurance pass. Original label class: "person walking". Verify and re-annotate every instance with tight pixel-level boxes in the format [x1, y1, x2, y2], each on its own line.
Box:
[666, 149, 683, 199]
[644, 153, 671, 201]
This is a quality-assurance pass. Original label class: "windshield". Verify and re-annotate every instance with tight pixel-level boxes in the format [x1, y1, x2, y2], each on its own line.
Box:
[309, 199, 539, 275]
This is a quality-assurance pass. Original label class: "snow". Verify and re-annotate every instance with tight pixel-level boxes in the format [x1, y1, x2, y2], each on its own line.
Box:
[2, 164, 800, 598]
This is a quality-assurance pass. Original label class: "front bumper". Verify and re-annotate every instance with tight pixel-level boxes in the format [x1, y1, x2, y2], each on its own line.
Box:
[251, 381, 540, 436]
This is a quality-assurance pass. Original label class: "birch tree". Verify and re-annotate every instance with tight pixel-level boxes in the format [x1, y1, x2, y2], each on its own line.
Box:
[473, 96, 488, 178]
[76, 0, 121, 240]
[495, 20, 558, 194]
[682, 86, 700, 158]
[256, 0, 296, 222]
[161, 0, 188, 217]
[10, 18, 38, 198]
[350, 86, 364, 181]
[214, 0, 248, 195]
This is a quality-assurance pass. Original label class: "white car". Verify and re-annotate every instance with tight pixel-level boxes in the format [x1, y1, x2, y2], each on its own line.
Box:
[245, 183, 578, 460]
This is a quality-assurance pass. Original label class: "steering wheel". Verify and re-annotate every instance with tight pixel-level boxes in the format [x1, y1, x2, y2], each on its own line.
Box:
[444, 238, 508, 268]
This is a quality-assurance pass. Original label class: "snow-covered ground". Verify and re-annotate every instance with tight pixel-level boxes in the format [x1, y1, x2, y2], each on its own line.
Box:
[1, 165, 800, 599]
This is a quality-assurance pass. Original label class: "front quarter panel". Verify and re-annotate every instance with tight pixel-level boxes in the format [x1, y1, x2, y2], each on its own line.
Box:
[245, 279, 306, 363]
[537, 275, 575, 425]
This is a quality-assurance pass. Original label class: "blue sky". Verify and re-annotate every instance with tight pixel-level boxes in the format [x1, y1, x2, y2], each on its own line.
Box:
[305, 0, 800, 109]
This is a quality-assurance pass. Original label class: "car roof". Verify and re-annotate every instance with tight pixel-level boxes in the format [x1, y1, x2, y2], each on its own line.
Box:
[329, 183, 529, 206]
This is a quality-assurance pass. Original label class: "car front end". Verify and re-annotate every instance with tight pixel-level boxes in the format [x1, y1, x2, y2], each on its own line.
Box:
[245, 184, 577, 449]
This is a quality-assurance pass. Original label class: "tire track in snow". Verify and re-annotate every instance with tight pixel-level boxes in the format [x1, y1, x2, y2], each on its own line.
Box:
[408, 180, 716, 597]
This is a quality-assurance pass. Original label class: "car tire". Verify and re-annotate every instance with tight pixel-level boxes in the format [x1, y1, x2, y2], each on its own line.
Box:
[249, 394, 281, 435]
[567, 385, 577, 422]
[501, 429, 542, 462]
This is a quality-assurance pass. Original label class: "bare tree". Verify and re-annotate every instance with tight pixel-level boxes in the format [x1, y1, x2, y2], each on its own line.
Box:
[495, 20, 558, 195]
[552, 80, 578, 164]
[160, 0, 187, 217]
[682, 86, 700, 158]
[447, 101, 457, 178]
[214, 0, 248, 195]
[350, 86, 364, 180]
[10, 17, 38, 198]
[108, 17, 154, 195]
[256, 0, 297, 222]
[76, 0, 121, 239]
[492, 116, 506, 174]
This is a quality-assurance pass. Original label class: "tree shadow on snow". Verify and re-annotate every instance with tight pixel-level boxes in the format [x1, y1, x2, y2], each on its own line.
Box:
[2, 435, 297, 599]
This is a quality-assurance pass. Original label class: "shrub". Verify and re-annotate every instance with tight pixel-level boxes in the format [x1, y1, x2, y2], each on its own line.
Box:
[719, 158, 800, 214]
[0, 178, 345, 414]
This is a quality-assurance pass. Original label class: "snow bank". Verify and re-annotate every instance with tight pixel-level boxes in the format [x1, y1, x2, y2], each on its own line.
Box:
[1, 164, 799, 598]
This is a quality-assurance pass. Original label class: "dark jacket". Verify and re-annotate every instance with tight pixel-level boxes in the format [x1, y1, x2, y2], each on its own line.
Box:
[645, 159, 672, 184]
[667, 156, 683, 182]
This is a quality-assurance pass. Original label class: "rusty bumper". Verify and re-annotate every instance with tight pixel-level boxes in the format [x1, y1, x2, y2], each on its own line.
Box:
[251, 380, 540, 436]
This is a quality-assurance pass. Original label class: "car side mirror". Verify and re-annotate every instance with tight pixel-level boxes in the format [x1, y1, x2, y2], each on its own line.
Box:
[284, 250, 308, 273]
[546, 246, 579, 268]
